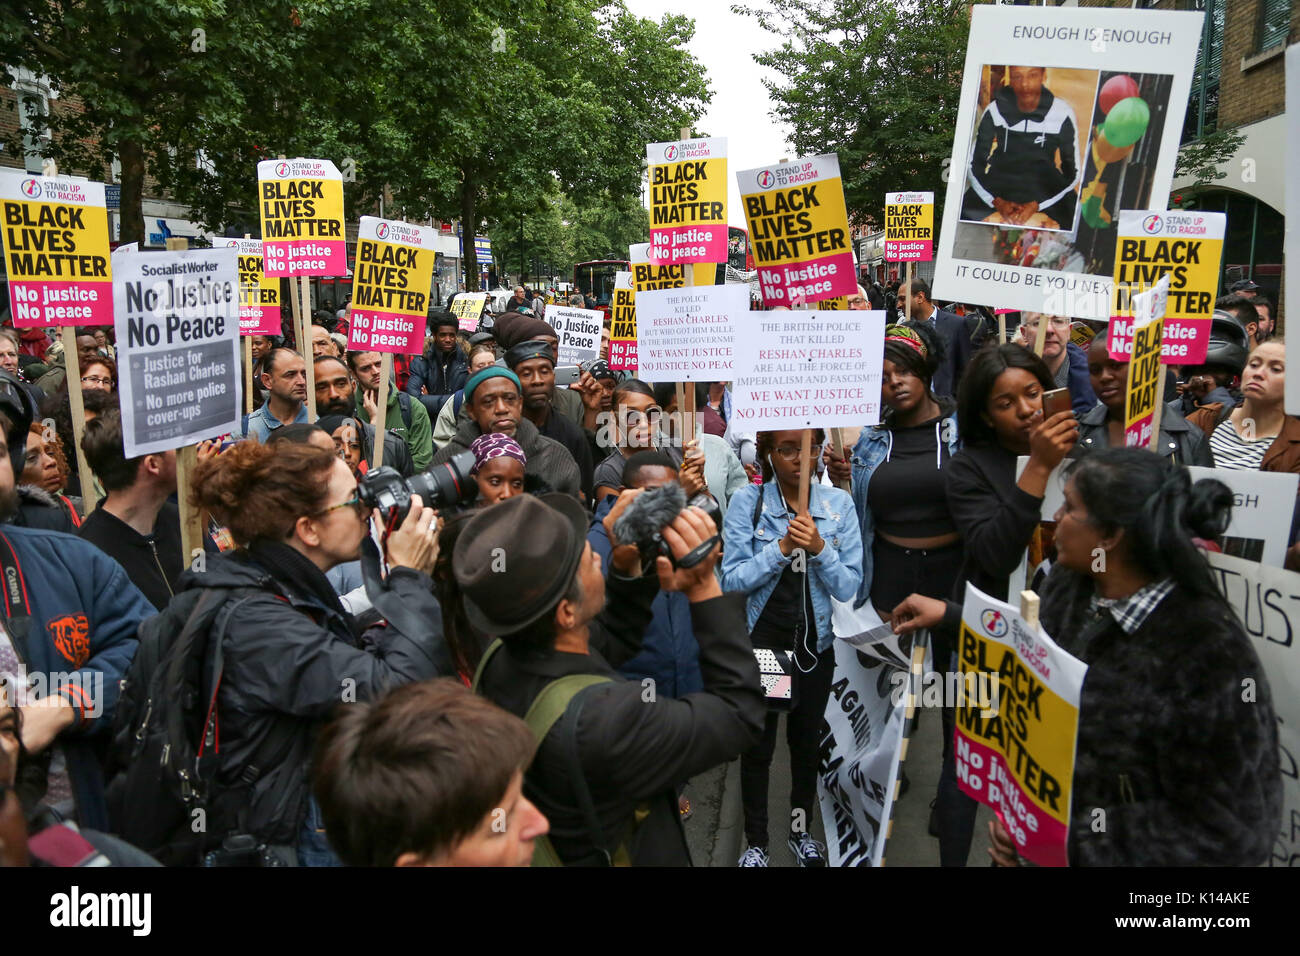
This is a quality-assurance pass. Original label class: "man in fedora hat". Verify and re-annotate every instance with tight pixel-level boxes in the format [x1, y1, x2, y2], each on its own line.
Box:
[461, 491, 763, 865]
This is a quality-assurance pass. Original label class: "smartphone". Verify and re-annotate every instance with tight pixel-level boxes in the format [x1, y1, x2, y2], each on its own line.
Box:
[554, 365, 580, 386]
[1042, 387, 1072, 418]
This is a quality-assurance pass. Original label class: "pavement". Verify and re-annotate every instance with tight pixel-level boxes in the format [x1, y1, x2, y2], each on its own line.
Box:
[684, 703, 995, 867]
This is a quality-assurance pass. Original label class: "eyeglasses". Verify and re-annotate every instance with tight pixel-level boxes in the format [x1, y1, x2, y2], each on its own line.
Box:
[81, 376, 113, 387]
[774, 443, 822, 462]
[315, 492, 365, 519]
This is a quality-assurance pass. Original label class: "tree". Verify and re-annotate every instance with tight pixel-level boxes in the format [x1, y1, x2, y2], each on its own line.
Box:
[737, 0, 973, 229]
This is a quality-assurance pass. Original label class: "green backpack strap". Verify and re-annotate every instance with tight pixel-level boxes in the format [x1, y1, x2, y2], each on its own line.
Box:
[521, 674, 613, 868]
[469, 639, 504, 692]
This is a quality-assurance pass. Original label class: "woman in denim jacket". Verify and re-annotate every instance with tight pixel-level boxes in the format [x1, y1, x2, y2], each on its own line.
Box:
[825, 322, 962, 620]
[721, 428, 861, 868]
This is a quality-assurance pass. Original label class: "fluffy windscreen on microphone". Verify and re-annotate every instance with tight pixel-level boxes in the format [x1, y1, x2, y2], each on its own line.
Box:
[612, 481, 686, 547]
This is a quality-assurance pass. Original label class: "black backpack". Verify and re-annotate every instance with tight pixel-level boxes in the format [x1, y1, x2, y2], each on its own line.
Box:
[106, 586, 292, 865]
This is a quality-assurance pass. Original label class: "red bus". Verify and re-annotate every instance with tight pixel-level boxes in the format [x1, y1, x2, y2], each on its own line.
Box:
[574, 259, 628, 315]
[728, 226, 754, 272]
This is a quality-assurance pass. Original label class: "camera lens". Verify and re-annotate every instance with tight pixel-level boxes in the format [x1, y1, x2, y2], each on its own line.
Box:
[409, 450, 478, 511]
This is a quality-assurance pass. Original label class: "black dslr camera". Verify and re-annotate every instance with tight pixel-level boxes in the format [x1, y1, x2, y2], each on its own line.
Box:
[358, 450, 478, 523]
[611, 481, 722, 575]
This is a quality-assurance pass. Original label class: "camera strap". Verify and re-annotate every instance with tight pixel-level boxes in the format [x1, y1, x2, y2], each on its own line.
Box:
[360, 536, 453, 676]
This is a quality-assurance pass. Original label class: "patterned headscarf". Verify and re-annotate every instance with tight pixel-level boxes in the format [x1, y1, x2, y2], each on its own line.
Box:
[469, 432, 527, 475]
[883, 323, 927, 358]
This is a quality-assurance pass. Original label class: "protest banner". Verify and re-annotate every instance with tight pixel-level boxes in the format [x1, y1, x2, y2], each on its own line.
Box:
[629, 241, 714, 291]
[609, 271, 636, 371]
[212, 237, 280, 336]
[1204, 551, 1300, 867]
[935, 5, 1202, 319]
[258, 157, 347, 418]
[1188, 467, 1299, 566]
[1106, 210, 1224, 364]
[1287, 47, 1300, 418]
[451, 292, 488, 332]
[547, 304, 602, 367]
[736, 154, 856, 308]
[346, 216, 437, 469]
[816, 633, 923, 866]
[730, 308, 885, 431]
[1, 171, 112, 328]
[1121, 275, 1169, 450]
[634, 284, 742, 384]
[884, 191, 934, 263]
[646, 136, 727, 266]
[955, 584, 1088, 867]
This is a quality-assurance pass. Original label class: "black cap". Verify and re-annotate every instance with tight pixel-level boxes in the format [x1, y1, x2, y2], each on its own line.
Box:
[504, 339, 554, 370]
[453, 493, 589, 636]
[1230, 279, 1259, 293]
[468, 331, 495, 346]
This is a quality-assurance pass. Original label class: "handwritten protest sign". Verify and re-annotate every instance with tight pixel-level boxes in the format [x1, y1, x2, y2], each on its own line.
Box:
[256, 158, 346, 278]
[113, 247, 241, 457]
[451, 292, 487, 332]
[609, 271, 636, 371]
[1108, 210, 1224, 364]
[1205, 551, 1300, 867]
[213, 237, 280, 335]
[884, 191, 934, 262]
[646, 137, 727, 266]
[730, 309, 884, 430]
[547, 304, 602, 366]
[1122, 275, 1169, 450]
[737, 154, 855, 307]
[1, 171, 112, 327]
[955, 584, 1087, 867]
[634, 284, 743, 383]
[346, 216, 436, 354]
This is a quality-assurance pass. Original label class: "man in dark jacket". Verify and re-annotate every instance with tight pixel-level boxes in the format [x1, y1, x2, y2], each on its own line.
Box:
[463, 492, 763, 865]
[0, 396, 153, 834]
[314, 356, 414, 476]
[405, 312, 468, 418]
[77, 408, 184, 611]
[963, 65, 1080, 230]
[433, 367, 581, 498]
[506, 340, 595, 499]
[898, 278, 976, 399]
[1017, 313, 1098, 415]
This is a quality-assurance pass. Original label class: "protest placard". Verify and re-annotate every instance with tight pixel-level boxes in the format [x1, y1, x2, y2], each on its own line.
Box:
[935, 5, 1202, 318]
[113, 247, 241, 458]
[256, 159, 346, 278]
[1187, 467, 1299, 566]
[1287, 47, 1300, 418]
[884, 191, 934, 262]
[816, 635, 920, 867]
[629, 241, 714, 291]
[1205, 551, 1300, 867]
[646, 137, 727, 266]
[609, 271, 636, 371]
[451, 292, 487, 332]
[730, 309, 884, 430]
[1, 171, 112, 328]
[346, 216, 436, 355]
[547, 304, 602, 366]
[736, 154, 856, 307]
[213, 237, 280, 335]
[955, 584, 1087, 867]
[1122, 275, 1169, 450]
[1107, 210, 1224, 364]
[634, 284, 743, 383]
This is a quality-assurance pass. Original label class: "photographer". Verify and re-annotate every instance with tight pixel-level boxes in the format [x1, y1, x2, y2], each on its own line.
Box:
[112, 439, 449, 865]
[465, 491, 764, 865]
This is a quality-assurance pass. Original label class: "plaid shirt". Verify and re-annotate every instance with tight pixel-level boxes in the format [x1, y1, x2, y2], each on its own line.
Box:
[1087, 578, 1175, 635]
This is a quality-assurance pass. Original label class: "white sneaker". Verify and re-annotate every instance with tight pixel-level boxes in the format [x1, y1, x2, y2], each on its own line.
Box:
[788, 832, 827, 867]
[737, 845, 769, 867]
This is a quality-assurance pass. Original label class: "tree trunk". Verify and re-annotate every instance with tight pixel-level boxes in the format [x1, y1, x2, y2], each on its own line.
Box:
[119, 138, 146, 245]
[460, 175, 477, 291]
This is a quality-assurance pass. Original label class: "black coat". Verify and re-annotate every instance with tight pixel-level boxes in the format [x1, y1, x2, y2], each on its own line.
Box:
[406, 346, 468, 417]
[1073, 401, 1213, 467]
[78, 500, 184, 611]
[433, 413, 581, 499]
[1040, 566, 1281, 866]
[477, 575, 764, 865]
[921, 307, 977, 399]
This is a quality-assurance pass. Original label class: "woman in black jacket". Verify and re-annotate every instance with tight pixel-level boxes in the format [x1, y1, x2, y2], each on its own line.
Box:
[174, 439, 446, 865]
[896, 448, 1281, 865]
[935, 343, 1078, 865]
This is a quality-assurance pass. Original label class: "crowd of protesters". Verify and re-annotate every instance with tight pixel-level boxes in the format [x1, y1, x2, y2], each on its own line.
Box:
[0, 272, 1286, 870]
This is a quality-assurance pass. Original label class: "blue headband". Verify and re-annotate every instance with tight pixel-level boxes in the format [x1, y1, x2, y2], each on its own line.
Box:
[464, 366, 521, 403]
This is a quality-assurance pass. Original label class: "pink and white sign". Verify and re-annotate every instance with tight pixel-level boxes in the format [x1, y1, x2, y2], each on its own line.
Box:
[646, 137, 728, 266]
[256, 158, 347, 278]
[345, 216, 437, 355]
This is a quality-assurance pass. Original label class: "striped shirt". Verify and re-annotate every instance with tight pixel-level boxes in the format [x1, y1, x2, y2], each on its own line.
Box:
[1209, 418, 1272, 471]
